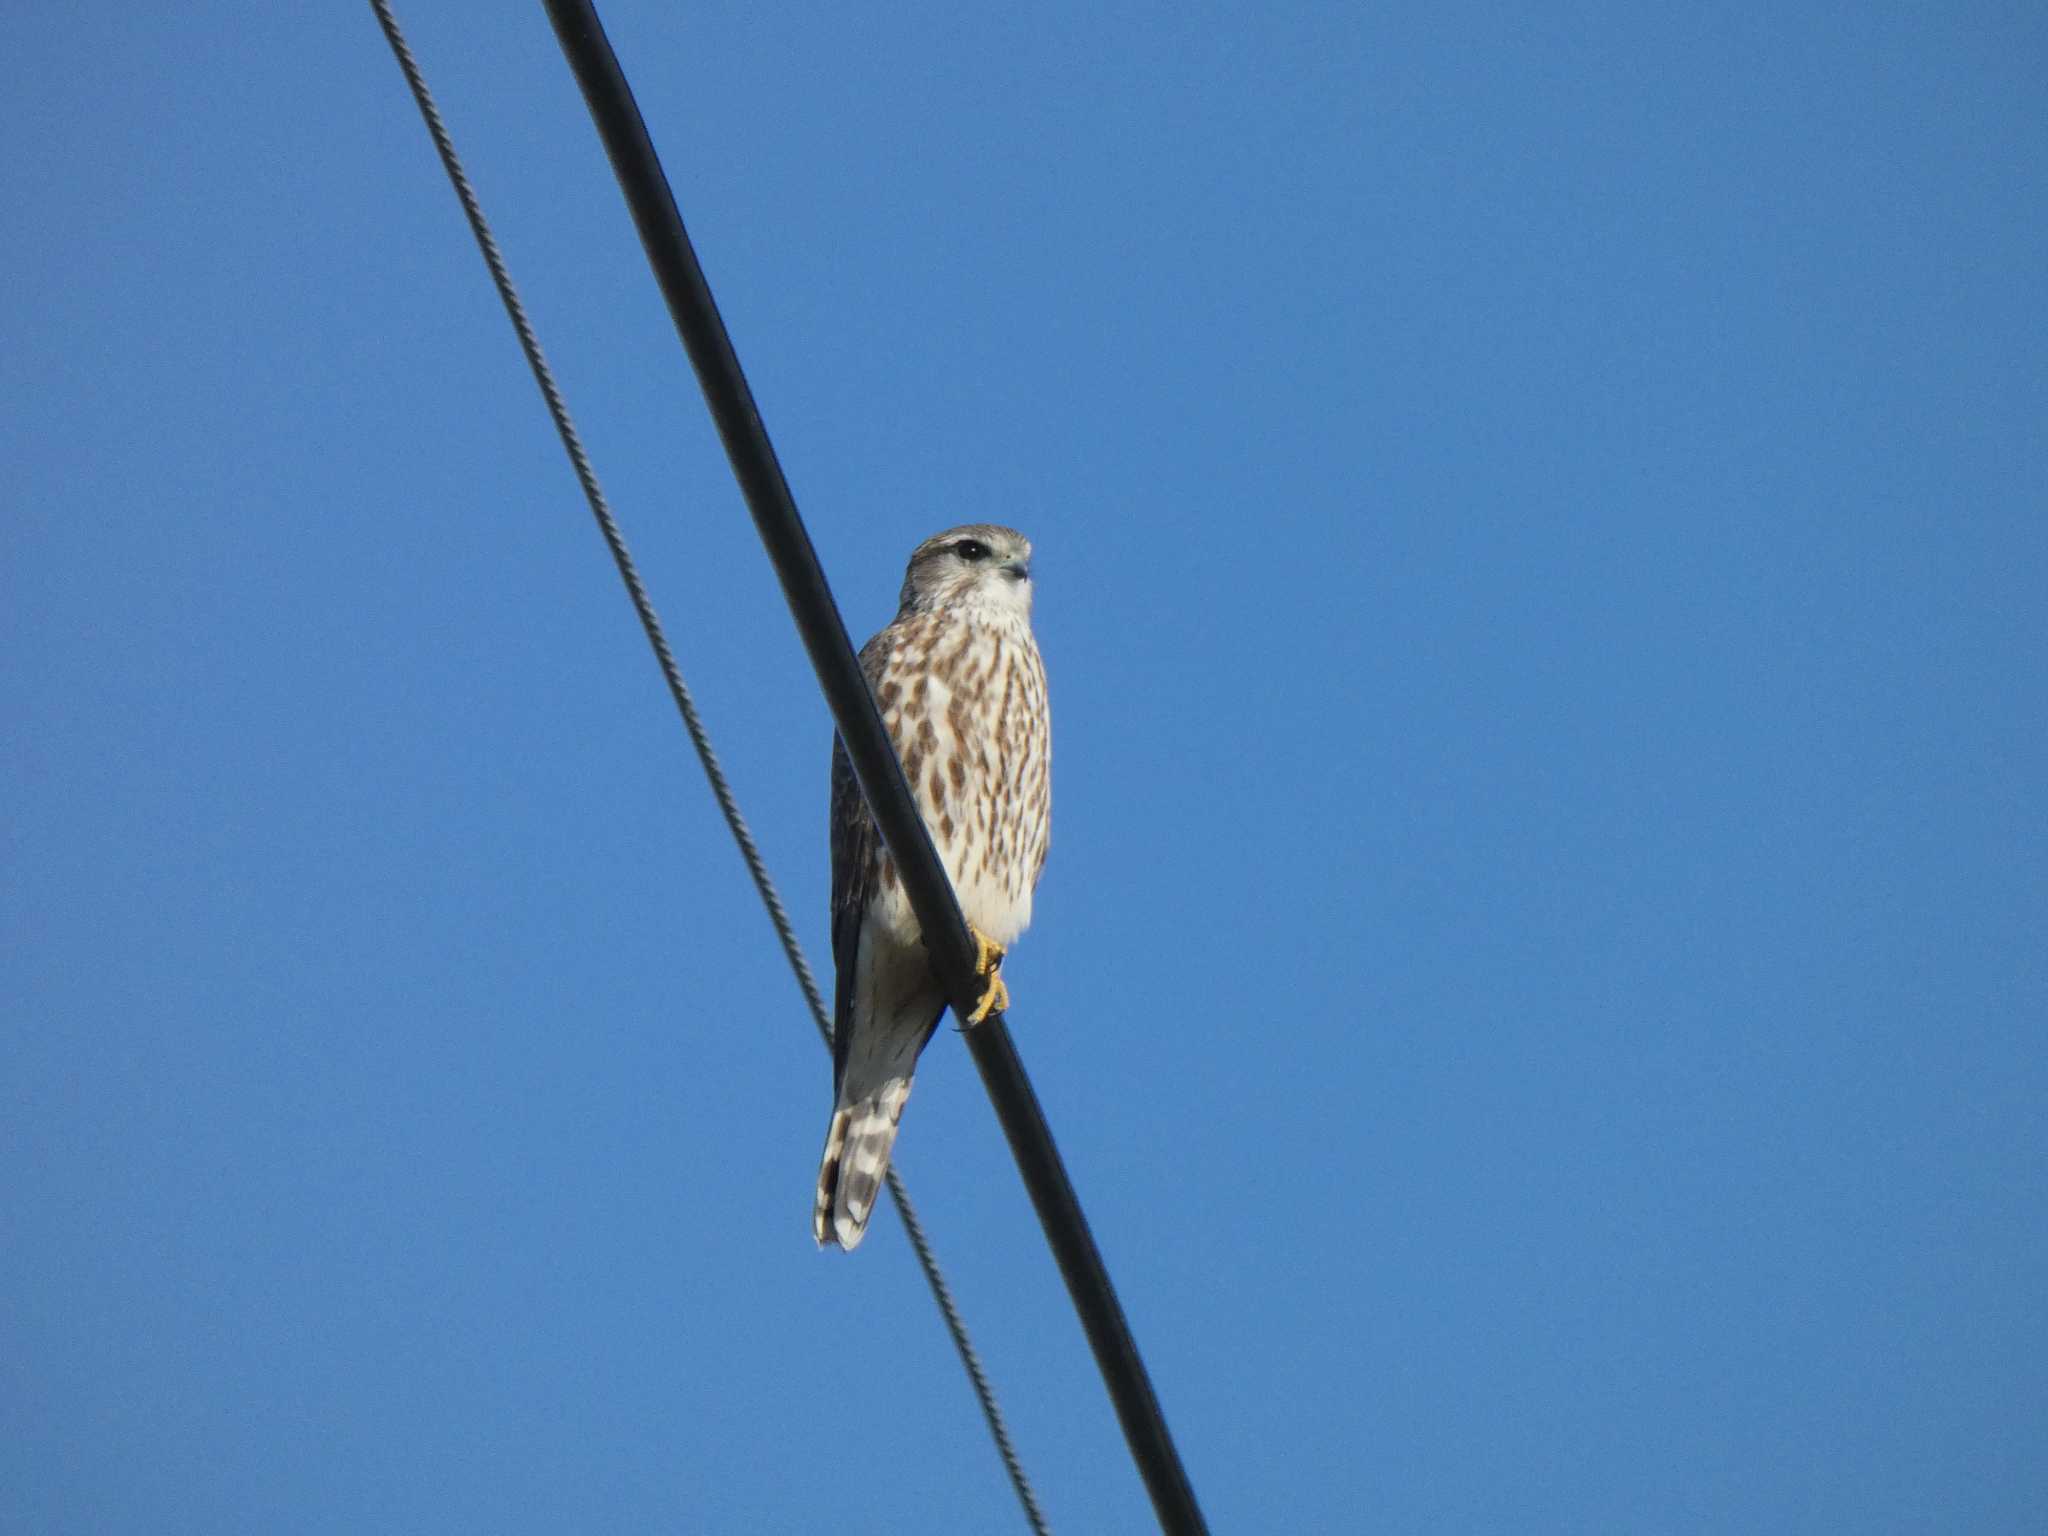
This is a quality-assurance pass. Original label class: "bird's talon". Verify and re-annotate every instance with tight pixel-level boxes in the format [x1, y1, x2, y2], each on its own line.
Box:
[964, 926, 1009, 1024]
[966, 972, 1009, 1025]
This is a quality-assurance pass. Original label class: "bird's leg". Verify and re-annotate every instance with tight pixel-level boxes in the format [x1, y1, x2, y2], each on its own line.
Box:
[963, 926, 1009, 1025]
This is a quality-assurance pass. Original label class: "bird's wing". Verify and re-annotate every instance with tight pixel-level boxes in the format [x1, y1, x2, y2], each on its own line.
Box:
[827, 733, 878, 1095]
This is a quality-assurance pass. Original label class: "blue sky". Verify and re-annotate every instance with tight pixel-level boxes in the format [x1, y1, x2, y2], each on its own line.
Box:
[6, 3, 2044, 1531]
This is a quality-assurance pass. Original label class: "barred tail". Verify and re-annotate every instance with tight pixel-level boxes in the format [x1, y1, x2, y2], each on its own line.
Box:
[812, 1077, 913, 1250]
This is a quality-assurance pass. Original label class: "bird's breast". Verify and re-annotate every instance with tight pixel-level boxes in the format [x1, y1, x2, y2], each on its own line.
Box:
[870, 612, 1049, 949]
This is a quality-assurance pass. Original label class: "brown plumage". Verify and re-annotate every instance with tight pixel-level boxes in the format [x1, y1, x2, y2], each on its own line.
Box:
[813, 525, 1051, 1249]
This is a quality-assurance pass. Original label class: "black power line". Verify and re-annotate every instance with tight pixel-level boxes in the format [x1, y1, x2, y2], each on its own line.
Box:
[538, 4, 1208, 1531]
[368, 3, 1050, 1530]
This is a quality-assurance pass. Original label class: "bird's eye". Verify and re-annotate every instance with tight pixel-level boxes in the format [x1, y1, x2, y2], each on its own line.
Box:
[953, 539, 990, 562]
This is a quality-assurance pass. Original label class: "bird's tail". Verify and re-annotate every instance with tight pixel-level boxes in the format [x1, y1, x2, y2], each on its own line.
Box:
[812, 1075, 913, 1250]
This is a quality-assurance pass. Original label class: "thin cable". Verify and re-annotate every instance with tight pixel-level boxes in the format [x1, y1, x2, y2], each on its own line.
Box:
[536, 5, 1206, 1531]
[369, 7, 1049, 1532]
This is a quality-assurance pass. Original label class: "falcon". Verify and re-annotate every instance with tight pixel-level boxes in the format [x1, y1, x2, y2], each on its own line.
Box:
[813, 524, 1051, 1250]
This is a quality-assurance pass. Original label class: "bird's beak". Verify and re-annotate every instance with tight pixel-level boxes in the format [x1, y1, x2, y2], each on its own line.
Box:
[1001, 559, 1031, 582]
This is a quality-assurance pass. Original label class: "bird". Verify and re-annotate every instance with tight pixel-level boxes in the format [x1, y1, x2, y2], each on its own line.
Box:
[813, 524, 1051, 1250]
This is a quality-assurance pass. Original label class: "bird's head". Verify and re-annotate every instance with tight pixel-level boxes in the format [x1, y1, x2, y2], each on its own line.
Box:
[897, 524, 1034, 618]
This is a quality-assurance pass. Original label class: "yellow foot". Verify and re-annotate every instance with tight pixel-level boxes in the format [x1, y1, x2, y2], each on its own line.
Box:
[964, 927, 1009, 1024]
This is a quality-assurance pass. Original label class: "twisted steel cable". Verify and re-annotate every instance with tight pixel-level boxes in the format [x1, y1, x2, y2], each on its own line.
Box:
[369, 5, 1050, 1528]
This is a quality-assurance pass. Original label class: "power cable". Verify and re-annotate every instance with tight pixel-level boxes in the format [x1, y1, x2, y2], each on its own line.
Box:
[537, 4, 1208, 1530]
[369, 5, 1050, 1530]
